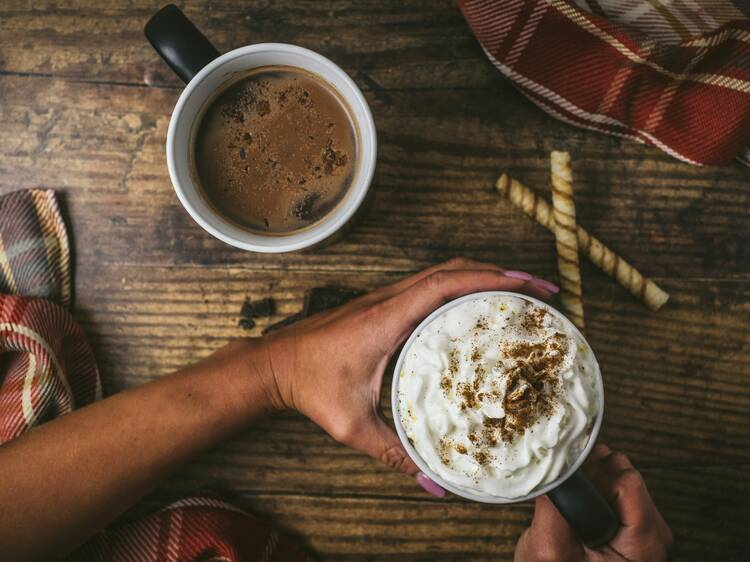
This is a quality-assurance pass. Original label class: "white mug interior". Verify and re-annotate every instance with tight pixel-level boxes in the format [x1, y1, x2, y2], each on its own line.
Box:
[166, 44, 377, 253]
[391, 291, 605, 504]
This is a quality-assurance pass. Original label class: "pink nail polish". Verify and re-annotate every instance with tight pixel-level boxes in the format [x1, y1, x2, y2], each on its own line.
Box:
[417, 472, 446, 498]
[503, 270, 534, 281]
[531, 277, 560, 294]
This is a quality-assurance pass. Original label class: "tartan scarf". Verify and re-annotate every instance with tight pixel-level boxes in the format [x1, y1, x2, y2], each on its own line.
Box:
[460, 0, 750, 166]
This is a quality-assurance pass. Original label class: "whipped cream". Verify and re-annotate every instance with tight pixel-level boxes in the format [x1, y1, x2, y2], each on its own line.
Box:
[397, 295, 599, 499]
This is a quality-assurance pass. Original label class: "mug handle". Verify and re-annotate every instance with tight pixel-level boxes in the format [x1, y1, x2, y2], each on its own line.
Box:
[547, 469, 620, 548]
[144, 4, 220, 84]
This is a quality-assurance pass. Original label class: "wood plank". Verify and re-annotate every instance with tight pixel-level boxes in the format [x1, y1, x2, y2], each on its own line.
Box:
[1, 75, 748, 278]
[134, 465, 748, 561]
[0, 1, 498, 91]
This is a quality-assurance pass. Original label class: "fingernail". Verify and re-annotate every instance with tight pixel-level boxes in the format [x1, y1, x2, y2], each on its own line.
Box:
[417, 472, 446, 498]
[531, 277, 560, 294]
[503, 270, 534, 281]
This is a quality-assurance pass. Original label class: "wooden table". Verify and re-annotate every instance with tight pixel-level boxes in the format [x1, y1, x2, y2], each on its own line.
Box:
[1, 2, 749, 560]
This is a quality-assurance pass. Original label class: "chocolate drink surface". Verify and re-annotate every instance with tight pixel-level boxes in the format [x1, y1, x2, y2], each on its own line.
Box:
[192, 65, 358, 234]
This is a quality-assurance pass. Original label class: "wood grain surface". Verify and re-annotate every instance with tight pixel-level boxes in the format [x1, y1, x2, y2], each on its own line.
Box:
[1, 2, 749, 560]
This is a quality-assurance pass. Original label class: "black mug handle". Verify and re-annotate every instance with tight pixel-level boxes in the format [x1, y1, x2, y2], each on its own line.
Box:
[547, 469, 620, 548]
[144, 4, 220, 84]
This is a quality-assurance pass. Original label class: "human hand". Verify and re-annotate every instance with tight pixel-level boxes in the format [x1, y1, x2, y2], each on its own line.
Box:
[259, 258, 559, 475]
[514, 444, 673, 562]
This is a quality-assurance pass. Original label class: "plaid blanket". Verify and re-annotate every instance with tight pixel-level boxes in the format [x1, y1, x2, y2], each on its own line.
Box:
[0, 190, 98, 442]
[0, 189, 72, 307]
[74, 494, 313, 562]
[459, 0, 750, 166]
[0, 189, 310, 561]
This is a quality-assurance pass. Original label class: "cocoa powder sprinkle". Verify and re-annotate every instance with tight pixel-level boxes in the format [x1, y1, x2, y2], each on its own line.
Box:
[473, 451, 490, 466]
[457, 382, 480, 410]
[488, 336, 568, 444]
[521, 308, 548, 332]
[438, 437, 452, 466]
[448, 349, 460, 375]
[440, 375, 452, 395]
[471, 347, 481, 362]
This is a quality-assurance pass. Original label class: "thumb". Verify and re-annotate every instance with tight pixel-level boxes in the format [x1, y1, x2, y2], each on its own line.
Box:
[516, 496, 584, 562]
[356, 415, 419, 475]
[381, 270, 530, 346]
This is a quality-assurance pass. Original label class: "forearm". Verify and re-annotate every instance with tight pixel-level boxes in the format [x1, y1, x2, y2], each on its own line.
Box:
[0, 338, 279, 562]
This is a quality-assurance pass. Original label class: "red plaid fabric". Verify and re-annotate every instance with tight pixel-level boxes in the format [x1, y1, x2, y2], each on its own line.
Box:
[0, 189, 72, 307]
[73, 495, 314, 562]
[0, 189, 311, 562]
[0, 189, 98, 442]
[0, 294, 100, 442]
[459, 0, 750, 166]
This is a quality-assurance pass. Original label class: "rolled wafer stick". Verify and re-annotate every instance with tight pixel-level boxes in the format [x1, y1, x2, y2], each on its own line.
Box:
[550, 151, 585, 329]
[496, 173, 670, 311]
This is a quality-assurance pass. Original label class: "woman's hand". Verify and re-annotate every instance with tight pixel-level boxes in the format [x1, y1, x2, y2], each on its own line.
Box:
[514, 444, 673, 562]
[259, 258, 559, 474]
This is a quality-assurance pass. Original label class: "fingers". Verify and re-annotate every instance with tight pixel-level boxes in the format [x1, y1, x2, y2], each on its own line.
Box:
[365, 257, 504, 304]
[584, 444, 635, 500]
[582, 446, 673, 560]
[390, 257, 503, 292]
[531, 495, 579, 545]
[608, 468, 673, 559]
[297, 258, 505, 325]
[305, 259, 558, 330]
[586, 442, 611, 463]
[610, 468, 654, 527]
[379, 269, 553, 347]
[352, 415, 419, 476]
[384, 269, 523, 341]
[416, 472, 446, 498]
[365, 257, 558, 306]
[515, 495, 585, 562]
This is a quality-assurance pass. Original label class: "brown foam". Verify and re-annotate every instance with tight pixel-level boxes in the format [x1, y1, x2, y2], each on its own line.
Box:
[192, 65, 357, 234]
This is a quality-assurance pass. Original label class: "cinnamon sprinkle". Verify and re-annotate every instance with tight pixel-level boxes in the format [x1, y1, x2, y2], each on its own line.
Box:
[485, 336, 568, 444]
[472, 364, 486, 391]
[438, 437, 452, 466]
[473, 450, 490, 466]
[448, 348, 460, 375]
[457, 382, 480, 410]
[440, 375, 452, 395]
[521, 308, 548, 332]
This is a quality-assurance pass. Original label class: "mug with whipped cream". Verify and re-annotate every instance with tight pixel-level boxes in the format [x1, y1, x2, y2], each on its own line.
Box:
[392, 291, 619, 547]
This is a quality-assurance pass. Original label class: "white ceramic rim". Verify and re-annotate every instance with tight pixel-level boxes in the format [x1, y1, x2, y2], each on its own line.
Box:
[391, 291, 605, 504]
[166, 43, 377, 253]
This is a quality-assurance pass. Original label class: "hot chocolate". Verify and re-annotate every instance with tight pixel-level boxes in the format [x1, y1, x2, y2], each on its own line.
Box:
[192, 65, 358, 234]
